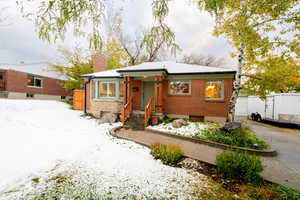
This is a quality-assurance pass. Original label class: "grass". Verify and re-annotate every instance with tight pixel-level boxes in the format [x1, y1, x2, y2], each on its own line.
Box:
[195, 178, 300, 200]
[194, 126, 269, 150]
[81, 112, 97, 119]
[150, 143, 183, 165]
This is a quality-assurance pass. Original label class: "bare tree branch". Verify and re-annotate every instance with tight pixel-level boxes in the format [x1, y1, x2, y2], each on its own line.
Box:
[179, 54, 226, 67]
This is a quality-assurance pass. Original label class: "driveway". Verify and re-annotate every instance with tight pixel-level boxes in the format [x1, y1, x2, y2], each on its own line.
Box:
[246, 120, 300, 189]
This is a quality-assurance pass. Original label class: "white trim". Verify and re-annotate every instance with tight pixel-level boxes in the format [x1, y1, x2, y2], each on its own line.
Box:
[94, 80, 120, 100]
[168, 80, 192, 95]
[27, 75, 43, 88]
[204, 79, 224, 101]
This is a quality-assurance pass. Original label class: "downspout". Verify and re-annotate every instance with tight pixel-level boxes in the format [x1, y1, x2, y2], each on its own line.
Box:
[84, 77, 92, 114]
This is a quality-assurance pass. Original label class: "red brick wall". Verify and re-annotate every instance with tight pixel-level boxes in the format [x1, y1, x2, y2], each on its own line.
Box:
[163, 78, 233, 118]
[5, 70, 70, 96]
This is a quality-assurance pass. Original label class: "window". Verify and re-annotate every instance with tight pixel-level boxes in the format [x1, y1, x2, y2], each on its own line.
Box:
[26, 93, 34, 98]
[27, 75, 43, 88]
[205, 80, 224, 100]
[97, 81, 117, 98]
[0, 74, 3, 80]
[168, 80, 191, 95]
[61, 96, 66, 100]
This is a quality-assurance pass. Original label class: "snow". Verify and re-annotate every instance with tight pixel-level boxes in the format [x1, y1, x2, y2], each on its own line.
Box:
[117, 61, 236, 74]
[148, 122, 210, 137]
[0, 62, 67, 80]
[84, 61, 236, 78]
[0, 99, 207, 199]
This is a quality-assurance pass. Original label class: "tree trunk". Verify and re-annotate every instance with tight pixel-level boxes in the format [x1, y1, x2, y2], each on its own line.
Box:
[227, 44, 244, 122]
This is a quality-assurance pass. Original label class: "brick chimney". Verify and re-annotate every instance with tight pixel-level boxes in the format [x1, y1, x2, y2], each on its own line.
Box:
[92, 54, 107, 72]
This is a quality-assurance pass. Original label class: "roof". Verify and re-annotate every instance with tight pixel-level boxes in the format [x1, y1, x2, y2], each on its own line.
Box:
[82, 61, 236, 78]
[117, 61, 236, 74]
[81, 69, 121, 78]
[0, 62, 67, 80]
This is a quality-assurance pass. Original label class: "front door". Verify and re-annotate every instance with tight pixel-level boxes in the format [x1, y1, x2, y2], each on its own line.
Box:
[142, 81, 154, 109]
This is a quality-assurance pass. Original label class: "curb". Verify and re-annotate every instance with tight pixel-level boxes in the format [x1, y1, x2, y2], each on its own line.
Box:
[145, 128, 277, 157]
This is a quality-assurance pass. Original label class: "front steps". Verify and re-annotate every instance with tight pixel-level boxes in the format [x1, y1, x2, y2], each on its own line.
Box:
[126, 112, 145, 130]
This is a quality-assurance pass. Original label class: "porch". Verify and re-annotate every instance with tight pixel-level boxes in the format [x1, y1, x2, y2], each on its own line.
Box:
[120, 75, 164, 127]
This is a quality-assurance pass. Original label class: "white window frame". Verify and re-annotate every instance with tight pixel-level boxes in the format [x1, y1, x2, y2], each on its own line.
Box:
[94, 80, 120, 100]
[27, 75, 43, 88]
[205, 79, 224, 101]
[168, 80, 191, 95]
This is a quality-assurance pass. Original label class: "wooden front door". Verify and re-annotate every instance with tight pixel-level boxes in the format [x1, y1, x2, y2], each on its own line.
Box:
[142, 81, 154, 109]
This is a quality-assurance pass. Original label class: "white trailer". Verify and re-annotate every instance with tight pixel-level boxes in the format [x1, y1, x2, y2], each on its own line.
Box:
[235, 93, 300, 125]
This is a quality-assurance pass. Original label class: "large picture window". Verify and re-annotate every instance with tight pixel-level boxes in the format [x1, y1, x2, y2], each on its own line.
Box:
[98, 81, 116, 97]
[168, 80, 191, 95]
[205, 80, 224, 100]
[27, 75, 43, 88]
[94, 80, 120, 99]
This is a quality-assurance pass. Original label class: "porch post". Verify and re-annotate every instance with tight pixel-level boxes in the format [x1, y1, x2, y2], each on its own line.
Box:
[123, 76, 128, 104]
[154, 76, 164, 113]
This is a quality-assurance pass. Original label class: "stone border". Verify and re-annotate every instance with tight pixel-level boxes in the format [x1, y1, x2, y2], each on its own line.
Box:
[145, 128, 277, 157]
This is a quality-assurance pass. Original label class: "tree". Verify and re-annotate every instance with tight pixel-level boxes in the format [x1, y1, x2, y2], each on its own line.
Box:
[120, 27, 178, 65]
[52, 47, 93, 90]
[153, 0, 300, 122]
[179, 54, 226, 67]
[18, 0, 300, 121]
[241, 56, 300, 98]
[102, 38, 130, 69]
[0, 7, 10, 27]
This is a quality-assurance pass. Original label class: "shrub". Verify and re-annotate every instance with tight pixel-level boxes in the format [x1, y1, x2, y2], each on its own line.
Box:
[269, 184, 300, 200]
[216, 151, 263, 184]
[150, 143, 183, 165]
[195, 126, 269, 150]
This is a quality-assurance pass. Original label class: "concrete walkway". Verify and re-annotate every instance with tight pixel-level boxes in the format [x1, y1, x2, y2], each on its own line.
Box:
[114, 127, 300, 190]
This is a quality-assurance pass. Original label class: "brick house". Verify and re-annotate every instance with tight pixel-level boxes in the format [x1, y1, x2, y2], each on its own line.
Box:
[0, 62, 70, 100]
[82, 56, 236, 125]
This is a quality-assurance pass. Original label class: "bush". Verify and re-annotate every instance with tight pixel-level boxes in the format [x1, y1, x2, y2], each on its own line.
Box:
[150, 143, 183, 165]
[269, 184, 300, 200]
[195, 126, 269, 150]
[216, 151, 263, 184]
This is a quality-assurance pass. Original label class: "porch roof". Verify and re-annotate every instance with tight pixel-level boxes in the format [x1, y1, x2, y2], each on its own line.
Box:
[117, 61, 236, 75]
[82, 61, 236, 78]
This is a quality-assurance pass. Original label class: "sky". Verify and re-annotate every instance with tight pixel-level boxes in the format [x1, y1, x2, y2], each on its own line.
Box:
[0, 0, 236, 67]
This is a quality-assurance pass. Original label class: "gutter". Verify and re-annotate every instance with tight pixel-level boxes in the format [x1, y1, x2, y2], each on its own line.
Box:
[84, 77, 92, 114]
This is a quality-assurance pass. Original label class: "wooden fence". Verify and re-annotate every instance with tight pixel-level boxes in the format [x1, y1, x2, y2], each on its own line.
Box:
[73, 89, 85, 110]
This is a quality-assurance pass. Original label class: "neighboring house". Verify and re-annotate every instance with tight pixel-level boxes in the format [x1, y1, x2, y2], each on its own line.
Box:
[82, 56, 236, 124]
[0, 62, 70, 100]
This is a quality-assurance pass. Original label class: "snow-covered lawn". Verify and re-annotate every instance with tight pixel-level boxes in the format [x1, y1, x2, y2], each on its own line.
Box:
[148, 121, 218, 137]
[0, 100, 207, 199]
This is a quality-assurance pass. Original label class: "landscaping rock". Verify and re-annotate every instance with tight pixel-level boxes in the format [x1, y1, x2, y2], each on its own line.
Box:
[178, 158, 201, 170]
[98, 113, 118, 124]
[172, 119, 188, 128]
[219, 122, 242, 132]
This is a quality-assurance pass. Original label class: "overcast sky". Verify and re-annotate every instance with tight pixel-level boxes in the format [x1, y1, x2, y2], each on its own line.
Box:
[0, 0, 236, 67]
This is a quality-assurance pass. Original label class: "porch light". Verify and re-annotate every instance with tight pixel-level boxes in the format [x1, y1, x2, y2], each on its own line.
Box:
[143, 76, 148, 79]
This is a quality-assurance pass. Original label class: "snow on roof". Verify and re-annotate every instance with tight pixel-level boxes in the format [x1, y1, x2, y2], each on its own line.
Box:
[82, 61, 236, 78]
[117, 61, 236, 74]
[0, 62, 67, 80]
[81, 69, 121, 78]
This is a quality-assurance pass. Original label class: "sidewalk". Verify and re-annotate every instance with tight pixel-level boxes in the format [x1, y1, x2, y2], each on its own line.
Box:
[114, 127, 300, 191]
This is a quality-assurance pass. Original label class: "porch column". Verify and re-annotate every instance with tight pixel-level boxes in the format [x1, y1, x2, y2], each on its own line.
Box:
[123, 76, 132, 104]
[154, 76, 164, 113]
